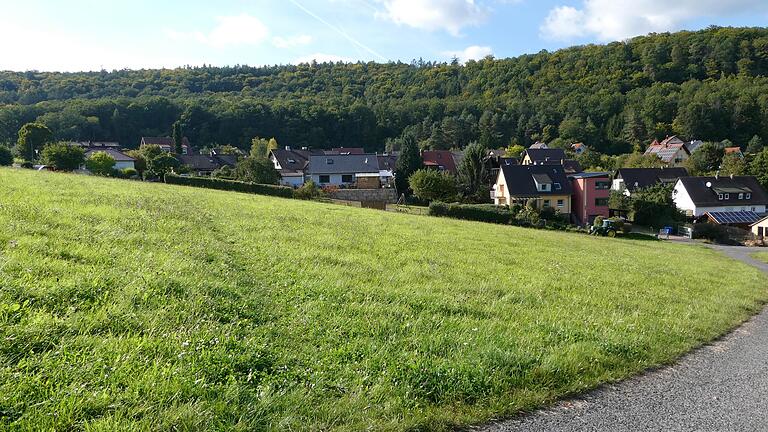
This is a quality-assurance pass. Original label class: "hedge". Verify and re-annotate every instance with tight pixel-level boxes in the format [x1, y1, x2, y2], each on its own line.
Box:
[165, 174, 294, 198]
[429, 202, 514, 224]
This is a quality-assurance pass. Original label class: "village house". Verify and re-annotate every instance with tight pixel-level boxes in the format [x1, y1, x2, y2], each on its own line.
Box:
[178, 154, 237, 177]
[529, 142, 549, 149]
[612, 167, 688, 196]
[571, 143, 586, 155]
[492, 164, 573, 214]
[269, 147, 322, 187]
[644, 136, 690, 166]
[672, 175, 768, 217]
[724, 146, 744, 158]
[307, 154, 380, 187]
[84, 148, 136, 171]
[569, 172, 612, 226]
[140, 137, 192, 155]
[422, 150, 458, 174]
[521, 148, 566, 165]
[750, 215, 768, 239]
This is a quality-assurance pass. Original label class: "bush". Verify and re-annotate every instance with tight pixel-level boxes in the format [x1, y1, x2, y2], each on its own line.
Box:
[40, 142, 85, 171]
[692, 223, 735, 244]
[85, 151, 117, 176]
[429, 202, 514, 224]
[409, 169, 458, 202]
[294, 180, 324, 200]
[165, 174, 294, 198]
[122, 168, 139, 179]
[0, 146, 12, 166]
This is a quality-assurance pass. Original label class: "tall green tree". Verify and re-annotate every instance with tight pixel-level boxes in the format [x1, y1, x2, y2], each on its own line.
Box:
[720, 153, 747, 176]
[749, 148, 768, 190]
[16, 123, 53, 161]
[172, 121, 183, 154]
[408, 169, 458, 203]
[685, 142, 724, 175]
[457, 142, 488, 201]
[747, 135, 764, 154]
[250, 137, 278, 159]
[394, 133, 422, 195]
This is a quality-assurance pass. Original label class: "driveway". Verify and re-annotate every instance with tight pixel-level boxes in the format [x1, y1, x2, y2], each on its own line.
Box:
[477, 244, 768, 432]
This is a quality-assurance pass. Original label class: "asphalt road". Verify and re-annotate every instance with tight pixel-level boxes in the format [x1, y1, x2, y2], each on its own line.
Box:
[477, 245, 768, 432]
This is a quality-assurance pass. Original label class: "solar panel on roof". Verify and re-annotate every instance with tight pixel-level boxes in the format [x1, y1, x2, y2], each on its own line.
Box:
[707, 211, 762, 225]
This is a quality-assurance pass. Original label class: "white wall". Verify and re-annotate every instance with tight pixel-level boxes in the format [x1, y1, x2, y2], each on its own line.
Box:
[310, 174, 355, 186]
[673, 180, 766, 216]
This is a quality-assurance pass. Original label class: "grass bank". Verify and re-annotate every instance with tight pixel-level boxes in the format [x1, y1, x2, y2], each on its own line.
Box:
[1, 168, 766, 431]
[751, 251, 768, 264]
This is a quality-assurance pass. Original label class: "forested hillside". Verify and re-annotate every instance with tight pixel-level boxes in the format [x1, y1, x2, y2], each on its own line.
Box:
[2, 26, 768, 154]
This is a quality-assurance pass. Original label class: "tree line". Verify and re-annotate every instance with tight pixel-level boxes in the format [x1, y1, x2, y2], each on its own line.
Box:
[1, 27, 768, 155]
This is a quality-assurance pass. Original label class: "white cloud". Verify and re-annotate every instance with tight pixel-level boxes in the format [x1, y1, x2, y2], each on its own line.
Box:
[272, 34, 313, 49]
[167, 14, 269, 48]
[376, 0, 488, 36]
[444, 45, 493, 62]
[293, 53, 356, 64]
[541, 0, 768, 42]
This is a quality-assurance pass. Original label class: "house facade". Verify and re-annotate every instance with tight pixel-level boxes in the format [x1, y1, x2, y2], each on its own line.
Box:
[612, 167, 688, 196]
[751, 215, 768, 239]
[644, 136, 690, 166]
[307, 154, 380, 187]
[493, 164, 572, 214]
[672, 176, 768, 217]
[569, 172, 612, 226]
[84, 148, 136, 171]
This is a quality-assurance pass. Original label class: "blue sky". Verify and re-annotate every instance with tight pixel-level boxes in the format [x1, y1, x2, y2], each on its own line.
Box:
[0, 0, 766, 71]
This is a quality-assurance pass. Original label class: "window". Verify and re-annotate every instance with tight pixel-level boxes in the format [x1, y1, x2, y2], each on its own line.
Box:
[319, 175, 330, 184]
[325, 158, 334, 164]
[718, 193, 724, 200]
[499, 184, 505, 195]
[595, 198, 609, 206]
[543, 200, 551, 208]
[341, 174, 354, 183]
[554, 182, 562, 190]
[557, 199, 565, 208]
[725, 193, 730, 200]
[595, 181, 611, 190]
[739, 193, 744, 200]
[747, 193, 752, 200]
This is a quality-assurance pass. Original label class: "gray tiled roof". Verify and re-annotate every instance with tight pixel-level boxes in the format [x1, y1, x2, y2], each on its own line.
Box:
[307, 154, 380, 175]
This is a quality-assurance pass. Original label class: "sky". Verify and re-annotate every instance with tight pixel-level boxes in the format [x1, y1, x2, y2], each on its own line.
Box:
[0, 0, 767, 72]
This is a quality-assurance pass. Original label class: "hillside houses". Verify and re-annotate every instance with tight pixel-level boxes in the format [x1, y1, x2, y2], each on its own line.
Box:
[644, 136, 690, 167]
[613, 167, 689, 196]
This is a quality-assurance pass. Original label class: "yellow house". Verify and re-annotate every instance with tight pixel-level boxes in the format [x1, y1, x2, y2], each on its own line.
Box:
[492, 163, 572, 215]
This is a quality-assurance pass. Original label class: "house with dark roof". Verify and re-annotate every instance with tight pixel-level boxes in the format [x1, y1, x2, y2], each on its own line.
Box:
[178, 154, 237, 176]
[307, 154, 380, 187]
[644, 136, 690, 166]
[612, 167, 688, 196]
[83, 148, 136, 171]
[529, 142, 549, 149]
[377, 154, 398, 186]
[269, 147, 319, 187]
[422, 150, 458, 174]
[521, 148, 567, 166]
[492, 164, 573, 214]
[140, 137, 192, 155]
[672, 176, 768, 217]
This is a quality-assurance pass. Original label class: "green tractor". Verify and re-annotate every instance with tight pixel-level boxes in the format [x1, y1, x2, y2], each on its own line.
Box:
[590, 219, 618, 237]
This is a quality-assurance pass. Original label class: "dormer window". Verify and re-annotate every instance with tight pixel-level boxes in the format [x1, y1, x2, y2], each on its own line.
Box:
[326, 158, 334, 164]
[739, 193, 744, 200]
[718, 193, 724, 200]
[724, 193, 730, 200]
[747, 193, 752, 200]
[539, 184, 550, 192]
[287, 159, 296, 163]
[554, 182, 562, 191]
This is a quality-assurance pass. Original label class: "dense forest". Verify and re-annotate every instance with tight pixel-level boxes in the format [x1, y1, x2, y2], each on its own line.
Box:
[2, 26, 768, 154]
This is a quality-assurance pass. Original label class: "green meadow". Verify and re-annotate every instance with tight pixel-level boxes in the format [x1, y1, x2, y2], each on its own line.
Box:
[751, 251, 768, 264]
[1, 168, 766, 431]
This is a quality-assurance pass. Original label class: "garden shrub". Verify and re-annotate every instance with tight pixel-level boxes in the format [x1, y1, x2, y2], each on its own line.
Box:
[428, 202, 514, 224]
[165, 174, 294, 198]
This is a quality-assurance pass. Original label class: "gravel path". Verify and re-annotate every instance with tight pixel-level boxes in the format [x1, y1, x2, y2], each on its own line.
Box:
[477, 244, 768, 432]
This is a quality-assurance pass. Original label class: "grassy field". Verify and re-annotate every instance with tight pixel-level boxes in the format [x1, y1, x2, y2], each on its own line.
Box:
[1, 168, 766, 431]
[751, 251, 768, 263]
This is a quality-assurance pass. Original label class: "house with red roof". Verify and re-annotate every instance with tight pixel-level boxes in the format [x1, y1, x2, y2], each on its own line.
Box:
[422, 150, 458, 174]
[724, 147, 744, 158]
[644, 136, 690, 167]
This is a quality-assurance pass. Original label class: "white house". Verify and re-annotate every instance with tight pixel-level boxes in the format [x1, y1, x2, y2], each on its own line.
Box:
[672, 176, 768, 217]
[84, 148, 136, 171]
[307, 154, 380, 187]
